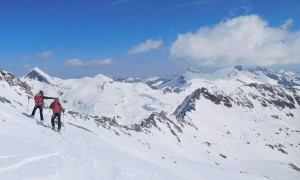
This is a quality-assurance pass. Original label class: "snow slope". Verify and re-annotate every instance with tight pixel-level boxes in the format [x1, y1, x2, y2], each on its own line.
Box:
[0, 67, 299, 179]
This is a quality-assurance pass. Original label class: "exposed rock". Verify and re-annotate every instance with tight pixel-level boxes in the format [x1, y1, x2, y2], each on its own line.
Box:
[234, 65, 243, 71]
[0, 96, 11, 104]
[204, 142, 212, 147]
[173, 88, 201, 120]
[200, 87, 232, 107]
[141, 111, 183, 142]
[266, 144, 288, 154]
[294, 94, 300, 105]
[278, 148, 288, 154]
[177, 76, 187, 85]
[0, 68, 32, 96]
[173, 88, 182, 94]
[68, 111, 80, 116]
[144, 77, 171, 89]
[24, 69, 50, 84]
[163, 87, 172, 94]
[247, 67, 300, 87]
[289, 163, 300, 172]
[219, 154, 227, 159]
[271, 99, 295, 109]
[174, 87, 232, 120]
[243, 83, 298, 109]
[266, 144, 274, 149]
[230, 88, 254, 108]
[271, 115, 279, 119]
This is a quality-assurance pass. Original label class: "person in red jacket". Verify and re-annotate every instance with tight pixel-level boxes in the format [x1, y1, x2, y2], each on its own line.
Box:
[31, 90, 55, 121]
[49, 98, 65, 132]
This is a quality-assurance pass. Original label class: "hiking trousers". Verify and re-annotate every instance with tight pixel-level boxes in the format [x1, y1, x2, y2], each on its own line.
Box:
[31, 105, 44, 120]
[51, 113, 61, 130]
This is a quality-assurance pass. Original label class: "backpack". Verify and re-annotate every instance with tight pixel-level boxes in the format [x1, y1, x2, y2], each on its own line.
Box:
[34, 93, 43, 106]
[52, 99, 61, 113]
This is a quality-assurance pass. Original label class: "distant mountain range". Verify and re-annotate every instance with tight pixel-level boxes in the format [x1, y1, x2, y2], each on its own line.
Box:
[0, 66, 299, 179]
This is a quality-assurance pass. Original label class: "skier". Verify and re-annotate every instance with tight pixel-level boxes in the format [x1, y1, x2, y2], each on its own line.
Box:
[49, 98, 65, 132]
[31, 90, 55, 121]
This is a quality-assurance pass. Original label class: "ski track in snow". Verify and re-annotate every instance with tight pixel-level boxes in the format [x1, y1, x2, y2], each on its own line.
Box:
[0, 154, 23, 159]
[0, 152, 59, 172]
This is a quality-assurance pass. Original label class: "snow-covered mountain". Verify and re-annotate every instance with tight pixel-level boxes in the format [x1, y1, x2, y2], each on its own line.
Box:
[232, 66, 300, 88]
[1, 66, 299, 180]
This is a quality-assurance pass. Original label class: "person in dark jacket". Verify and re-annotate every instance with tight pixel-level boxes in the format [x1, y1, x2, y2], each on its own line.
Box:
[49, 98, 65, 132]
[31, 90, 55, 121]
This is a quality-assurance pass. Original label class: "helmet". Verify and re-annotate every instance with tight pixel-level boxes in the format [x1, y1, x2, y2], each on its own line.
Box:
[39, 90, 44, 95]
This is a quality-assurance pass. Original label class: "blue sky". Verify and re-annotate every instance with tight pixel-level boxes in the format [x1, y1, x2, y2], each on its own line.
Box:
[1, 0, 299, 78]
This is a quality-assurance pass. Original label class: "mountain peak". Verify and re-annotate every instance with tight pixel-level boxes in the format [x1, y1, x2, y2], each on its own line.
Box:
[240, 66, 300, 87]
[31, 67, 48, 75]
[249, 67, 275, 75]
[184, 67, 200, 74]
[24, 67, 51, 84]
[234, 65, 243, 71]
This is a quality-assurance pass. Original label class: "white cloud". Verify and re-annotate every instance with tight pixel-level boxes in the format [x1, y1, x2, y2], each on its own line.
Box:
[88, 58, 114, 65]
[129, 39, 162, 55]
[229, 5, 252, 17]
[110, 0, 129, 7]
[170, 15, 300, 67]
[38, 50, 54, 58]
[89, 0, 129, 14]
[161, 0, 214, 12]
[281, 19, 293, 30]
[65, 59, 85, 66]
[22, 54, 32, 60]
[65, 58, 115, 66]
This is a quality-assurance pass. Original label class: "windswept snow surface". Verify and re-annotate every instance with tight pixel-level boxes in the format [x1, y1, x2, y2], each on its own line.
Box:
[0, 67, 299, 179]
[0, 107, 181, 180]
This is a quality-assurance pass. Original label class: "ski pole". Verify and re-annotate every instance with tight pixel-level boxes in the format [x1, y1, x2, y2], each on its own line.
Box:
[45, 109, 51, 120]
[62, 112, 66, 131]
[27, 96, 30, 113]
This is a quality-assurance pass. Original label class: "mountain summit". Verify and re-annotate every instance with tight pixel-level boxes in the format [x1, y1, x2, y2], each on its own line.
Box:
[24, 67, 51, 84]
